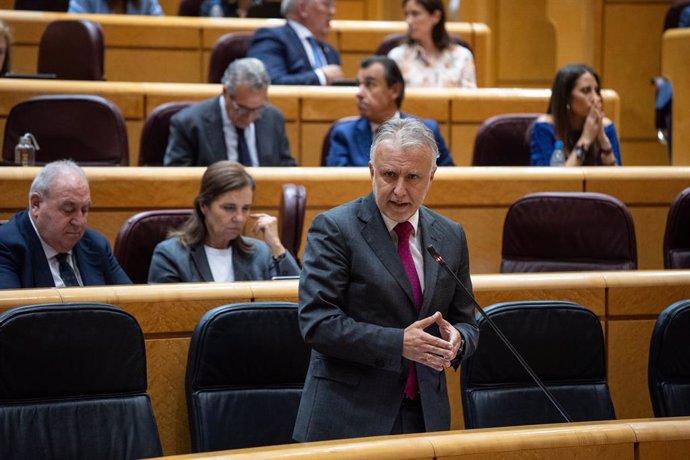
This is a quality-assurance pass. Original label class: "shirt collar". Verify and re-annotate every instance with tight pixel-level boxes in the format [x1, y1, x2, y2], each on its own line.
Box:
[28, 212, 67, 260]
[381, 209, 420, 236]
[288, 19, 315, 41]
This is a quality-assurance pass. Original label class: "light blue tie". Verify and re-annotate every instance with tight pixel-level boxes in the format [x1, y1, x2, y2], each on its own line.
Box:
[307, 37, 324, 68]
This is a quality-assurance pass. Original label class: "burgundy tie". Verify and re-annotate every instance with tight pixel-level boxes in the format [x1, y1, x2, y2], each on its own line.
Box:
[394, 221, 422, 399]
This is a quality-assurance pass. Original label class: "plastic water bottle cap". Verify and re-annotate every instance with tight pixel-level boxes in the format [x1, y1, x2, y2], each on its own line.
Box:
[554, 140, 563, 150]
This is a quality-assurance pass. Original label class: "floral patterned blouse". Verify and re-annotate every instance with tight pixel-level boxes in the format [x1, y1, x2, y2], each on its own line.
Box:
[388, 42, 477, 88]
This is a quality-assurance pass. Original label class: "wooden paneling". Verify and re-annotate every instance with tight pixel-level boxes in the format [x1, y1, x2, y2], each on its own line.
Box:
[662, 28, 690, 165]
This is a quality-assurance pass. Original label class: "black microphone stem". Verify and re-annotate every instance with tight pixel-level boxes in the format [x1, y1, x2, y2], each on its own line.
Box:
[426, 244, 573, 424]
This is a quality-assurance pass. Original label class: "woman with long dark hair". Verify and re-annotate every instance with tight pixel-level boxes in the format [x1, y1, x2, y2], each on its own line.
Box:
[148, 161, 299, 283]
[387, 0, 476, 88]
[530, 63, 621, 166]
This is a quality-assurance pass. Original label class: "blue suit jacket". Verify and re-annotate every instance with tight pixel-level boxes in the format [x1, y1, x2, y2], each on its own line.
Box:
[326, 115, 455, 166]
[294, 193, 478, 441]
[248, 23, 340, 86]
[0, 210, 131, 289]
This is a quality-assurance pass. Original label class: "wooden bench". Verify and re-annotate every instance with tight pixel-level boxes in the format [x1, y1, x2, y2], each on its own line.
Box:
[0, 10, 492, 86]
[0, 79, 621, 166]
[1, 272, 690, 455]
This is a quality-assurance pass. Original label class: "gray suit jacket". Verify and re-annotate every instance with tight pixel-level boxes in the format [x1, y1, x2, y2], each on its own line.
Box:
[163, 96, 296, 166]
[147, 236, 299, 283]
[293, 193, 479, 442]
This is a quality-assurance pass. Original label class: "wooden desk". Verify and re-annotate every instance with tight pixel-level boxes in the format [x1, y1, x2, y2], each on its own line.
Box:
[0, 10, 492, 86]
[0, 79, 620, 167]
[2, 273, 690, 455]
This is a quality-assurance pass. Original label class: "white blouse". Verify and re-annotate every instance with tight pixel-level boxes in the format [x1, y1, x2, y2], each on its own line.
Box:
[388, 42, 477, 89]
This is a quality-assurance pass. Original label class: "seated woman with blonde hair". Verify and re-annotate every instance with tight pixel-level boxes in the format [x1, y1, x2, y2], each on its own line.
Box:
[387, 0, 476, 88]
[530, 63, 621, 166]
[148, 161, 299, 283]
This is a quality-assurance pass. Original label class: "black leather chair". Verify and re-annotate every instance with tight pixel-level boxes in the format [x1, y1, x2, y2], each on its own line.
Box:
[461, 300, 616, 429]
[471, 114, 539, 166]
[38, 19, 105, 81]
[501, 192, 637, 273]
[0, 302, 162, 459]
[663, 187, 690, 269]
[663, 1, 690, 30]
[2, 94, 129, 166]
[186, 302, 310, 452]
[114, 209, 192, 284]
[138, 101, 193, 166]
[280, 183, 306, 264]
[14, 0, 69, 12]
[207, 32, 253, 83]
[648, 299, 690, 417]
[375, 32, 473, 57]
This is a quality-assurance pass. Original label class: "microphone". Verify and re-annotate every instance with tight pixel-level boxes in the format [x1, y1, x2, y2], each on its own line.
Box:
[426, 244, 573, 424]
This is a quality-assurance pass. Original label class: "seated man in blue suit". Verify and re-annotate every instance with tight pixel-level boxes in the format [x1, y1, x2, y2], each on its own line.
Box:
[326, 56, 454, 166]
[165, 58, 297, 166]
[248, 0, 343, 85]
[0, 160, 131, 289]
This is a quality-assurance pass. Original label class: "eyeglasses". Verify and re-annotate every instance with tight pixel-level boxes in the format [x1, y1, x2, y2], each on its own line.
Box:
[229, 96, 265, 117]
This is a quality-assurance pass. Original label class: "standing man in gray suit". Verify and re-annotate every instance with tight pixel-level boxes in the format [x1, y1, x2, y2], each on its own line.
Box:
[164, 57, 297, 167]
[294, 117, 479, 441]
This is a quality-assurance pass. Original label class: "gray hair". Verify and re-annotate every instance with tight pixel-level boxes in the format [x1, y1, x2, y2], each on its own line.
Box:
[281, 0, 302, 17]
[29, 160, 87, 203]
[221, 57, 271, 95]
[370, 117, 439, 167]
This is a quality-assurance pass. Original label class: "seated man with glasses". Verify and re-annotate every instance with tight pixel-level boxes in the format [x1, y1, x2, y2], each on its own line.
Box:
[164, 57, 297, 167]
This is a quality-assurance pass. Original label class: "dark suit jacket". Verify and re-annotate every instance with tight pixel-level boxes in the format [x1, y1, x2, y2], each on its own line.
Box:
[0, 210, 131, 289]
[293, 193, 479, 442]
[164, 96, 296, 166]
[147, 236, 300, 283]
[248, 23, 340, 86]
[326, 114, 455, 166]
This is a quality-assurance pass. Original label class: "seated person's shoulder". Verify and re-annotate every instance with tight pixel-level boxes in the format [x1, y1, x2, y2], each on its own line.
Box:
[535, 114, 553, 124]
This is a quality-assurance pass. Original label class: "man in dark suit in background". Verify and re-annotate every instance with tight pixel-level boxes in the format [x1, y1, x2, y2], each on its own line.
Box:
[326, 56, 454, 166]
[164, 57, 296, 166]
[294, 117, 478, 442]
[0, 160, 131, 289]
[248, 0, 343, 85]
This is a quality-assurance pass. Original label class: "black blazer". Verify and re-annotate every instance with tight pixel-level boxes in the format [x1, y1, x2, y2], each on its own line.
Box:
[164, 96, 296, 166]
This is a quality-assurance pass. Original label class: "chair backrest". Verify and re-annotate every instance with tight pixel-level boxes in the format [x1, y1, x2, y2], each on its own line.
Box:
[2, 94, 129, 166]
[663, 187, 690, 269]
[471, 113, 539, 166]
[139, 101, 193, 166]
[186, 302, 310, 452]
[279, 183, 306, 262]
[663, 1, 690, 30]
[0, 302, 162, 458]
[207, 32, 254, 83]
[114, 209, 193, 284]
[14, 0, 69, 11]
[648, 299, 690, 417]
[501, 192, 637, 273]
[38, 19, 104, 81]
[178, 0, 203, 15]
[461, 300, 616, 429]
[375, 32, 473, 56]
[320, 115, 359, 166]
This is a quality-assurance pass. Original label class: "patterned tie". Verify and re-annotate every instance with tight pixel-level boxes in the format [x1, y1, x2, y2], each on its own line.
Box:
[56, 253, 79, 287]
[235, 126, 252, 166]
[307, 36, 324, 68]
[394, 221, 423, 399]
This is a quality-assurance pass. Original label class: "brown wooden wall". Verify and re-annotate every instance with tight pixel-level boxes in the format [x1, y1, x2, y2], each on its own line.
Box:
[1, 272, 690, 455]
[662, 28, 690, 166]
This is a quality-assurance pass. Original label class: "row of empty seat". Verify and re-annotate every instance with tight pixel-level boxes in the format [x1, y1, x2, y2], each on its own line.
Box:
[3, 297, 689, 457]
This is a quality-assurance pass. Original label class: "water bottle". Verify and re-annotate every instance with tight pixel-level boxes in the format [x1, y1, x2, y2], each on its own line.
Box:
[14, 133, 40, 166]
[549, 140, 565, 167]
[209, 0, 224, 17]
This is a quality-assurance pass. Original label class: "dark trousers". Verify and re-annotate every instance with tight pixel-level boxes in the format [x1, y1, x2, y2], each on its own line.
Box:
[389, 397, 426, 435]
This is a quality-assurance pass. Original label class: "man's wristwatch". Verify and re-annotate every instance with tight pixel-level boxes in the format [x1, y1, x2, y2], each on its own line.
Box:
[574, 145, 586, 161]
[272, 252, 286, 263]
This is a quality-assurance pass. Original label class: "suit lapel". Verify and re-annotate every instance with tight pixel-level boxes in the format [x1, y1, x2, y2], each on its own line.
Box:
[231, 246, 253, 281]
[254, 112, 270, 166]
[190, 245, 214, 282]
[284, 24, 312, 70]
[19, 212, 55, 287]
[207, 97, 228, 162]
[355, 118, 373, 164]
[419, 207, 441, 316]
[73, 240, 99, 285]
[358, 194, 418, 313]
